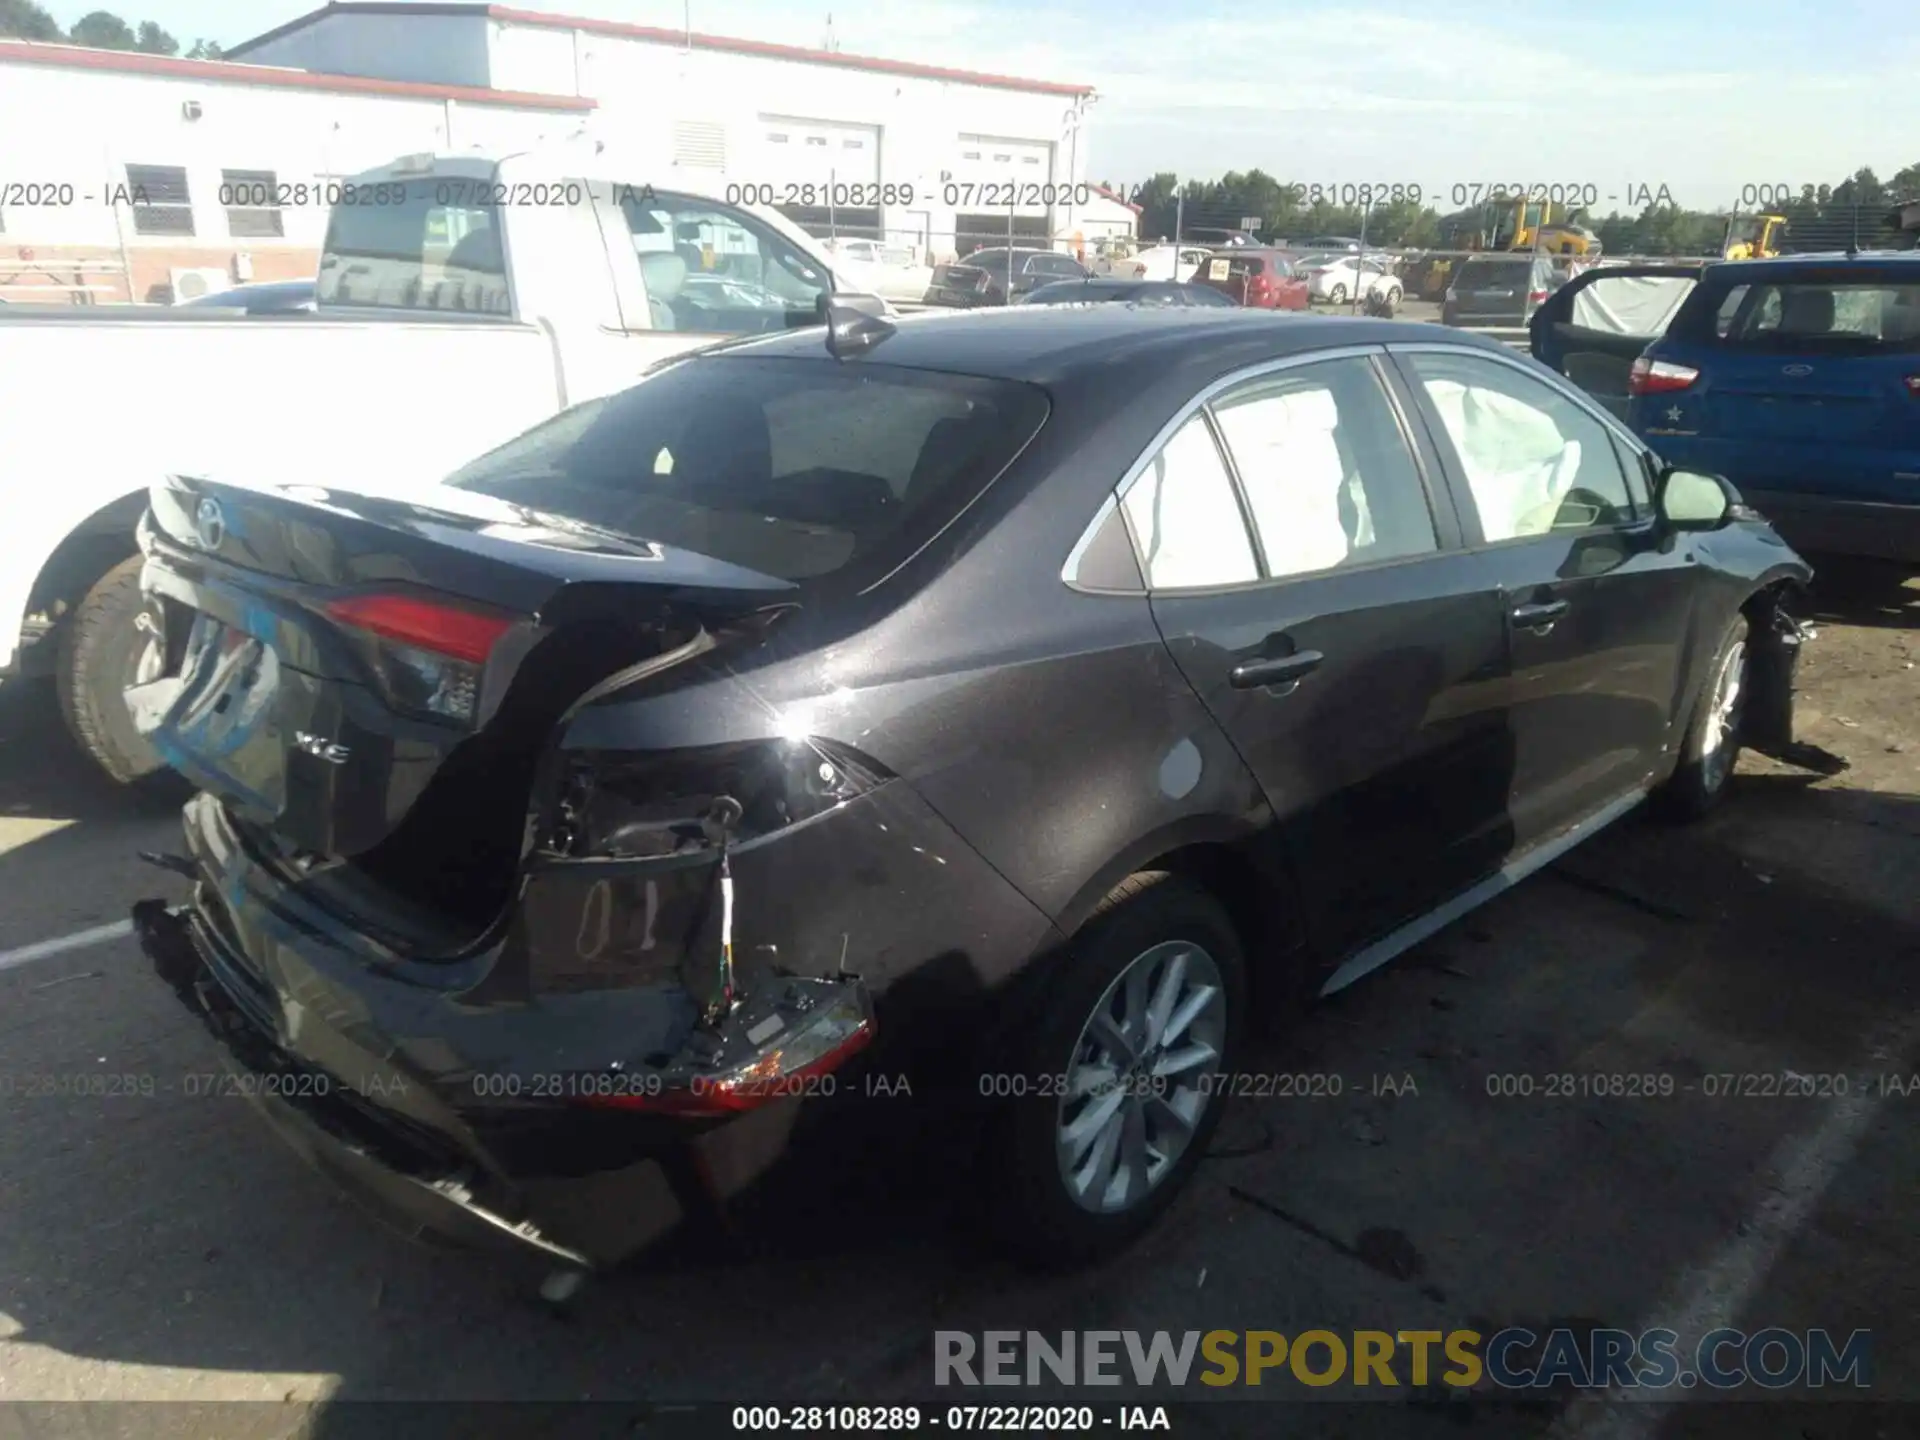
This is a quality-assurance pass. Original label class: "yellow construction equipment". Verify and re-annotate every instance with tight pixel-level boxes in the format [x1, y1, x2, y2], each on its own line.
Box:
[1412, 198, 1600, 296]
[1722, 213, 1786, 260]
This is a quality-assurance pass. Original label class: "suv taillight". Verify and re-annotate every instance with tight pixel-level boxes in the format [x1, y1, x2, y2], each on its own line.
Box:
[1527, 288, 1549, 305]
[1905, 374, 1920, 397]
[324, 592, 518, 726]
[1628, 357, 1701, 396]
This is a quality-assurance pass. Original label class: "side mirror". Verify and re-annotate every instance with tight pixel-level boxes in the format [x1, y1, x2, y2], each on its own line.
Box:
[815, 289, 889, 321]
[1656, 467, 1740, 532]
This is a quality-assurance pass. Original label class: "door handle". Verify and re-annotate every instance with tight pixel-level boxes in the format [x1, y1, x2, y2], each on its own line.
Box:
[1230, 650, 1325, 690]
[1511, 599, 1570, 628]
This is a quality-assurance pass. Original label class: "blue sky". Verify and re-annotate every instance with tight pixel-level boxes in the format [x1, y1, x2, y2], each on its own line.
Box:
[47, 0, 1920, 210]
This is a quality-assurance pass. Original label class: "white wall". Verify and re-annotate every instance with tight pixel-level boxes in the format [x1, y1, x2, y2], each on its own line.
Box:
[233, 12, 493, 89]
[487, 24, 1093, 257]
[0, 62, 581, 252]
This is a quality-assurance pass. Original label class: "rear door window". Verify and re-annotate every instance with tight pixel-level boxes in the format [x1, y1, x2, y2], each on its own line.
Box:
[445, 357, 1047, 582]
[1209, 357, 1438, 579]
[1119, 416, 1260, 589]
[317, 179, 508, 314]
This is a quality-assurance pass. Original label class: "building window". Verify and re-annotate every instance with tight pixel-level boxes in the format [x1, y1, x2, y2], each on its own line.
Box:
[843, 138, 863, 149]
[767, 131, 789, 143]
[993, 153, 1012, 163]
[805, 136, 828, 147]
[126, 164, 194, 236]
[1022, 155, 1041, 165]
[221, 168, 285, 238]
[672, 120, 728, 170]
[962, 150, 981, 160]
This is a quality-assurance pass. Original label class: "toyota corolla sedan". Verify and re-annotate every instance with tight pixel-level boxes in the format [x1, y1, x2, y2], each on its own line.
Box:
[131, 305, 1817, 1285]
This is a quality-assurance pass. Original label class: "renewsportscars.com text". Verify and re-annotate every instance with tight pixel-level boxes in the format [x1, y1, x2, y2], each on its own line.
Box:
[934, 1328, 1872, 1391]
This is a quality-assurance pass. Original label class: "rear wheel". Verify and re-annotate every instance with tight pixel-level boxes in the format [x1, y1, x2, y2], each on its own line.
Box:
[57, 554, 166, 784]
[1657, 612, 1751, 820]
[985, 873, 1246, 1268]
[1328, 283, 1348, 305]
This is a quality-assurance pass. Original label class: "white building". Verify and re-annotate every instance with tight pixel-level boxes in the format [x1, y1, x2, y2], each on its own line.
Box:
[0, 2, 1107, 302]
[0, 37, 586, 302]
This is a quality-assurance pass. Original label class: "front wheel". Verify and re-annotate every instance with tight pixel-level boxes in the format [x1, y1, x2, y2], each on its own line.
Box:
[1327, 284, 1348, 305]
[1656, 612, 1751, 819]
[985, 872, 1246, 1268]
[57, 554, 168, 784]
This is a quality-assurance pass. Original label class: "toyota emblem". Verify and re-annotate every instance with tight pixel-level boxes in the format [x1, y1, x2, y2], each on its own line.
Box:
[1781, 363, 1814, 377]
[194, 497, 225, 550]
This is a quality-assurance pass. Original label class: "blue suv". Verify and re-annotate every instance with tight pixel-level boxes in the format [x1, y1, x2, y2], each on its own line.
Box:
[1532, 254, 1920, 567]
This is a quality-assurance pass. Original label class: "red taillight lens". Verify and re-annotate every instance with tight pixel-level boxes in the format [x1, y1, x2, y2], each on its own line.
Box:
[1527, 288, 1549, 304]
[325, 593, 520, 725]
[1628, 357, 1701, 396]
[571, 989, 877, 1116]
[326, 593, 514, 665]
[1904, 374, 1920, 397]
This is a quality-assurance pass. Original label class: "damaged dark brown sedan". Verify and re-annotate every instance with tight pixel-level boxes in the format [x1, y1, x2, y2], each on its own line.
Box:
[130, 305, 1826, 1289]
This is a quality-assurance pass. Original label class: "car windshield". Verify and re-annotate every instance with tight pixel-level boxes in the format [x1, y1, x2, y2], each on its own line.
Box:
[1710, 274, 1920, 352]
[445, 357, 1050, 581]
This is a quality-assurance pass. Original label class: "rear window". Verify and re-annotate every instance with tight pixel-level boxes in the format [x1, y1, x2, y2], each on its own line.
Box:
[444, 357, 1049, 582]
[317, 178, 507, 315]
[1455, 259, 1533, 286]
[1220, 256, 1268, 278]
[1701, 272, 1920, 352]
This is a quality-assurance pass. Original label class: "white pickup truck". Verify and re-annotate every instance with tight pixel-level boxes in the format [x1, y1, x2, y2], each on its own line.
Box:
[0, 138, 886, 781]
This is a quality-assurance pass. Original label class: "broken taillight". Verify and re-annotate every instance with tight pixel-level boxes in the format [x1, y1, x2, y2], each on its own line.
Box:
[324, 592, 521, 726]
[572, 987, 877, 1117]
[548, 738, 890, 860]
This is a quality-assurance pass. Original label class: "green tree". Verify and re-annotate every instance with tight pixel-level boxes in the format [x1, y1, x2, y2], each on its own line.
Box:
[1128, 173, 1180, 240]
[0, 0, 62, 39]
[68, 9, 135, 47]
[134, 18, 176, 53]
[185, 37, 223, 58]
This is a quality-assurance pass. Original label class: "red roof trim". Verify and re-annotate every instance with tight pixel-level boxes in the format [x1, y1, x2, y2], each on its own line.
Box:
[0, 37, 596, 108]
[231, 2, 1094, 96]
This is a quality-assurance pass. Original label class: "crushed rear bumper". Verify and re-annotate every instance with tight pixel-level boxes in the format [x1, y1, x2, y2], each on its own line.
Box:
[131, 793, 879, 1272]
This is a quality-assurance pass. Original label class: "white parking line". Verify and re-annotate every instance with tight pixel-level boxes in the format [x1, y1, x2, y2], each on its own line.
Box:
[0, 919, 135, 974]
[1547, 1013, 1920, 1435]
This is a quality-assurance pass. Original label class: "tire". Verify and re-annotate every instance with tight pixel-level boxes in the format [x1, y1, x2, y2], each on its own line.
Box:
[1383, 286, 1402, 308]
[1656, 611, 1752, 820]
[984, 872, 1247, 1269]
[1328, 284, 1348, 305]
[56, 554, 166, 784]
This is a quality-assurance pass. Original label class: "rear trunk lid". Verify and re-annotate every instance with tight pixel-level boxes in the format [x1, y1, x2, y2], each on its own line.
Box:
[132, 474, 794, 861]
[1648, 266, 1920, 502]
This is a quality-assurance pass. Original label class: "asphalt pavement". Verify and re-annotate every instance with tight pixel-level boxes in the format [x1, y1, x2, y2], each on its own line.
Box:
[0, 571, 1916, 1438]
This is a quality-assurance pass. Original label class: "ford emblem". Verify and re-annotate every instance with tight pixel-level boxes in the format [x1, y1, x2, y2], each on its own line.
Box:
[1781, 363, 1814, 377]
[194, 497, 225, 550]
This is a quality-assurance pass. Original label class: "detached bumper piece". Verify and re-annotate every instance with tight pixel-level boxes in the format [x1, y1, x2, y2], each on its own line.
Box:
[1744, 598, 1851, 778]
[131, 899, 592, 1272]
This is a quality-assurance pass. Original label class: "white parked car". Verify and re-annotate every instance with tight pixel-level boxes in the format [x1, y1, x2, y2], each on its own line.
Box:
[821, 237, 936, 304]
[1299, 253, 1404, 305]
[1106, 245, 1212, 282]
[0, 139, 887, 782]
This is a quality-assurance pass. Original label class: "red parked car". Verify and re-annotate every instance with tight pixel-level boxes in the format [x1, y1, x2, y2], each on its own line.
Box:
[1188, 249, 1311, 310]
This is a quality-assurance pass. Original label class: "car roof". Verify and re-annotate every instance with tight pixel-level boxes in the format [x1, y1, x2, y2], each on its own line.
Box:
[716, 307, 1514, 383]
[1703, 251, 1920, 277]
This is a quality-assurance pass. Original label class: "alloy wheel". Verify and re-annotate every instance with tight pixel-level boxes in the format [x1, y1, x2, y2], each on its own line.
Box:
[1055, 940, 1226, 1214]
[1699, 638, 1747, 792]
